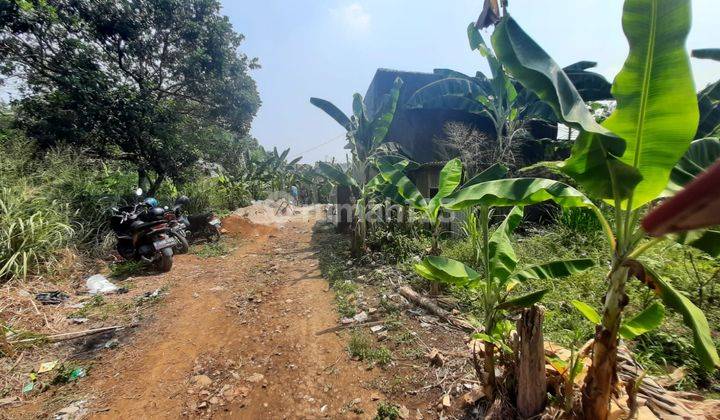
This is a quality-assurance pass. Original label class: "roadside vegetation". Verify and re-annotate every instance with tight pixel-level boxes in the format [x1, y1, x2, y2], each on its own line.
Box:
[312, 0, 720, 417]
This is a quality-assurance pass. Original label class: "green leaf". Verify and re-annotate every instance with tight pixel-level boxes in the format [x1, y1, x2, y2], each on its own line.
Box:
[488, 207, 523, 283]
[491, 16, 641, 200]
[377, 160, 426, 211]
[461, 163, 509, 188]
[443, 178, 595, 211]
[406, 78, 490, 115]
[629, 262, 720, 370]
[571, 300, 602, 325]
[696, 82, 720, 139]
[428, 158, 463, 220]
[497, 289, 549, 310]
[602, 0, 699, 209]
[435, 158, 463, 199]
[417, 256, 481, 287]
[666, 138, 720, 195]
[310, 98, 353, 130]
[352, 93, 366, 122]
[563, 61, 613, 102]
[317, 162, 359, 191]
[692, 49, 720, 61]
[673, 229, 720, 258]
[619, 302, 665, 340]
[371, 77, 403, 147]
[512, 258, 595, 282]
[664, 138, 720, 257]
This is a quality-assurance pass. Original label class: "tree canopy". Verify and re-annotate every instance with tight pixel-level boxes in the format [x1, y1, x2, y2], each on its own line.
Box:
[0, 0, 261, 193]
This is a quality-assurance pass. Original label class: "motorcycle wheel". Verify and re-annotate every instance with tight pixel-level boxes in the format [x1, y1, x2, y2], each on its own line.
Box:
[157, 247, 174, 272]
[171, 230, 190, 254]
[206, 226, 221, 243]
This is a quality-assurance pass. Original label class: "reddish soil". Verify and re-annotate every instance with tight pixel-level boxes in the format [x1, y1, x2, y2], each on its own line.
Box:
[5, 215, 389, 419]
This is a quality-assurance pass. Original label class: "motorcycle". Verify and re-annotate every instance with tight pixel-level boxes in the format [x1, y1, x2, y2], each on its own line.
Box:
[171, 196, 222, 243]
[110, 188, 178, 272]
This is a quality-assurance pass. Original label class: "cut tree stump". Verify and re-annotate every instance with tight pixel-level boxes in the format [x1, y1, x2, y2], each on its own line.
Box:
[516, 305, 547, 418]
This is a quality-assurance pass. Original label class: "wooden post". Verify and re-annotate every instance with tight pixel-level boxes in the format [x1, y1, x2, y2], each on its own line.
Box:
[516, 305, 547, 418]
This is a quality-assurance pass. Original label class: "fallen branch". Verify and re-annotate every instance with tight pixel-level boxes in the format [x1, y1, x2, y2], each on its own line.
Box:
[314, 320, 385, 336]
[398, 286, 475, 332]
[8, 325, 128, 345]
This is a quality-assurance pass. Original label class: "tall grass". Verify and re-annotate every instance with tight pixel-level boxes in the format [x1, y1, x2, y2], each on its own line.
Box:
[0, 186, 75, 280]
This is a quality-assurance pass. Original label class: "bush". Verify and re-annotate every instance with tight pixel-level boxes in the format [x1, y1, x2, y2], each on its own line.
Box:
[0, 185, 75, 280]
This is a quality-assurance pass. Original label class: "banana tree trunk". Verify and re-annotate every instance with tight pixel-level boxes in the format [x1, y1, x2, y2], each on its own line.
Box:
[483, 341, 496, 396]
[429, 218, 441, 296]
[351, 199, 367, 257]
[582, 262, 630, 420]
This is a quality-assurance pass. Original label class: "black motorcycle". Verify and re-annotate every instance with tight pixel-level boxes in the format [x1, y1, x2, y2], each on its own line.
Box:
[171, 196, 222, 243]
[110, 190, 178, 272]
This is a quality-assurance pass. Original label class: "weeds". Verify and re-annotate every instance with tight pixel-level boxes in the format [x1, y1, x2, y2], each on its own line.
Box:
[109, 261, 145, 278]
[192, 241, 230, 258]
[348, 330, 392, 367]
[374, 402, 400, 420]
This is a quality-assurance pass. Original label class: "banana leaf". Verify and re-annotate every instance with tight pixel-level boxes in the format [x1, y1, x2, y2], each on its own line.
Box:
[602, 0, 698, 209]
[317, 162, 359, 193]
[696, 81, 720, 139]
[664, 138, 720, 257]
[371, 77, 403, 147]
[443, 178, 595, 211]
[488, 206, 523, 283]
[692, 49, 720, 61]
[497, 289, 549, 310]
[309, 98, 353, 130]
[628, 261, 720, 370]
[511, 259, 595, 282]
[491, 15, 641, 201]
[619, 302, 665, 340]
[461, 163, 508, 188]
[415, 255, 481, 287]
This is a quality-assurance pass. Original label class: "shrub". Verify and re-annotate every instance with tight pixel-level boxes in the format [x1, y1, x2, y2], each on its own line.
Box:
[0, 185, 75, 280]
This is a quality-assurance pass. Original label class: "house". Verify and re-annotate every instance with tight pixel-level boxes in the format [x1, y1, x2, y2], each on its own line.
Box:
[363, 68, 557, 196]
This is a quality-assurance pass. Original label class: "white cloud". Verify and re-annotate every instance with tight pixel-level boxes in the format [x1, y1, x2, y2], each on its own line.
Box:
[331, 3, 371, 34]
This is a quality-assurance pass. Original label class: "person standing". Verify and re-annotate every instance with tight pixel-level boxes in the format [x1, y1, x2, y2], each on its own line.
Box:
[290, 184, 299, 206]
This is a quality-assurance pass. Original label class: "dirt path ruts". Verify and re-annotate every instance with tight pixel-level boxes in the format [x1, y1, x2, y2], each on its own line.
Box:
[77, 216, 382, 418]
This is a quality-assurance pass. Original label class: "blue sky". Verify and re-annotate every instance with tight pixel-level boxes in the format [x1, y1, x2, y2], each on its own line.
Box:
[231, 1, 717, 163]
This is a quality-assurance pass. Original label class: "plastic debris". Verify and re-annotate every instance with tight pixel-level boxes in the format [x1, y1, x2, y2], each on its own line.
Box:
[22, 382, 34, 394]
[69, 367, 86, 381]
[86, 274, 119, 295]
[38, 360, 59, 373]
[35, 291, 69, 305]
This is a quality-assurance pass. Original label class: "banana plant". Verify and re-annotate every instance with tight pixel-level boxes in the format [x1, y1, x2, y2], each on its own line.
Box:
[407, 25, 612, 170]
[571, 300, 665, 341]
[490, 2, 719, 417]
[414, 206, 594, 395]
[312, 78, 404, 255]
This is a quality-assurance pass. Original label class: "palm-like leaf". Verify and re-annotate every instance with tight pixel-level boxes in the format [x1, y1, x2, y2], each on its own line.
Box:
[628, 262, 719, 370]
[602, 0, 698, 209]
[491, 16, 641, 200]
[443, 178, 595, 211]
[309, 98, 353, 130]
[488, 206, 523, 283]
[511, 259, 595, 282]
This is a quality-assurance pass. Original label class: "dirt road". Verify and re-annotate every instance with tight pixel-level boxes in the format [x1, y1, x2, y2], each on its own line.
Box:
[55, 215, 384, 418]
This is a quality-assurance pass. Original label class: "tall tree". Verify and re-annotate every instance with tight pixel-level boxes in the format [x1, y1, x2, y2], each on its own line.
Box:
[0, 0, 261, 194]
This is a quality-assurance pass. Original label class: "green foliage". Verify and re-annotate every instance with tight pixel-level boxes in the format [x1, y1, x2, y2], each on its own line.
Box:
[1, 0, 260, 187]
[490, 5, 718, 412]
[571, 300, 665, 340]
[374, 402, 400, 420]
[348, 330, 392, 367]
[415, 205, 594, 390]
[0, 186, 74, 280]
